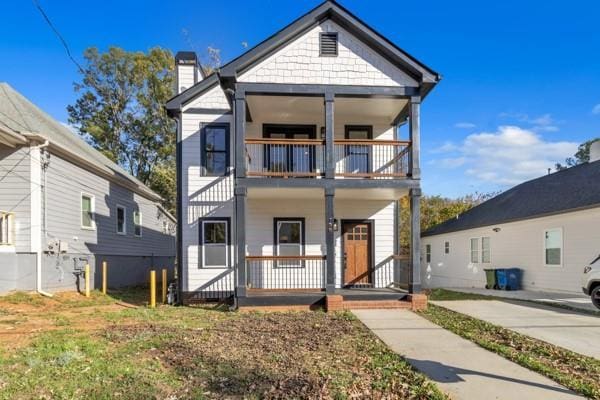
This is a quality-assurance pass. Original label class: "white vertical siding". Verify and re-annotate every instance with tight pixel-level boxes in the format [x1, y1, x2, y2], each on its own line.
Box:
[421, 207, 600, 293]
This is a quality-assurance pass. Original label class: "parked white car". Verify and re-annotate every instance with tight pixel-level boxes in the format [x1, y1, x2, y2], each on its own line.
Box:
[582, 254, 600, 309]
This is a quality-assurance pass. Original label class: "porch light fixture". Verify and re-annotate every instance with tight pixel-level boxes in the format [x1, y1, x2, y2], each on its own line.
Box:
[328, 218, 339, 232]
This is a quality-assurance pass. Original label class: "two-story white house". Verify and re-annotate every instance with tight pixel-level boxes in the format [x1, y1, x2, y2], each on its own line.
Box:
[166, 0, 440, 310]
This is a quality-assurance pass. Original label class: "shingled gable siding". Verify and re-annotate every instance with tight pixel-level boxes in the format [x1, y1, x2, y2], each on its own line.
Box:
[421, 206, 600, 293]
[0, 144, 31, 252]
[239, 21, 418, 87]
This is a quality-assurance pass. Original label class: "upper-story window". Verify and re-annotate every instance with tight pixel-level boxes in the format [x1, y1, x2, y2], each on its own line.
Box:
[345, 125, 372, 174]
[202, 123, 229, 176]
[81, 194, 95, 230]
[319, 32, 338, 56]
[116, 205, 126, 235]
[544, 228, 562, 266]
[0, 211, 14, 245]
[264, 124, 317, 175]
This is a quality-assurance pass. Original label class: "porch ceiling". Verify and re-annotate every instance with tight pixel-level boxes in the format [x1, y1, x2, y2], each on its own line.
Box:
[336, 187, 408, 200]
[246, 186, 408, 200]
[246, 95, 407, 124]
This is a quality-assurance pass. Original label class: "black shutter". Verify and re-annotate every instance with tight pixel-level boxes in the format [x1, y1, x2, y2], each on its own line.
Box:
[319, 32, 338, 56]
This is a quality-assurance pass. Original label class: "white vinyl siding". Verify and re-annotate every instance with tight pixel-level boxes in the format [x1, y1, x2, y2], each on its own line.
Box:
[544, 228, 562, 266]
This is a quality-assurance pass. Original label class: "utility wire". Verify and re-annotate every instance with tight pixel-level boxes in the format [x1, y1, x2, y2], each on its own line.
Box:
[32, 0, 84, 74]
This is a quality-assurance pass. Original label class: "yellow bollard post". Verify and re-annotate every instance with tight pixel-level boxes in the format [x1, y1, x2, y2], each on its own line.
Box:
[102, 261, 107, 295]
[162, 268, 167, 304]
[84, 264, 90, 298]
[150, 270, 156, 308]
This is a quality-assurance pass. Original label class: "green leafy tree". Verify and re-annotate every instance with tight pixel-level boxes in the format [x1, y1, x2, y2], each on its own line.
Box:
[399, 192, 497, 253]
[555, 138, 600, 170]
[67, 47, 176, 213]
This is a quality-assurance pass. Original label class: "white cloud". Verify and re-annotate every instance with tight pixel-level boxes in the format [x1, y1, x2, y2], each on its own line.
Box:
[454, 122, 476, 129]
[430, 141, 458, 154]
[499, 112, 560, 132]
[460, 126, 577, 186]
[435, 157, 467, 168]
[592, 104, 600, 115]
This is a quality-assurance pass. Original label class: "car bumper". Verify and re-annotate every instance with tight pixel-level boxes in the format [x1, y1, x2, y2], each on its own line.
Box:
[582, 286, 590, 295]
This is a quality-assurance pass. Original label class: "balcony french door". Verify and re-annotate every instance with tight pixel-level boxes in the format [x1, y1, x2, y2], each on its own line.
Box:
[263, 124, 317, 175]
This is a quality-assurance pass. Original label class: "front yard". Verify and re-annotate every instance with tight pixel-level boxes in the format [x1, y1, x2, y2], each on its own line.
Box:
[0, 289, 445, 399]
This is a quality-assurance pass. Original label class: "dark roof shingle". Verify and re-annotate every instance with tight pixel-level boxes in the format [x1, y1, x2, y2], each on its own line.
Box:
[422, 160, 600, 237]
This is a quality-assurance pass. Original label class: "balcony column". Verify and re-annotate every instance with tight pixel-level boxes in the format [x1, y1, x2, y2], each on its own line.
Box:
[324, 91, 335, 179]
[325, 186, 336, 294]
[235, 186, 247, 298]
[234, 88, 247, 178]
[409, 187, 422, 294]
[409, 96, 421, 179]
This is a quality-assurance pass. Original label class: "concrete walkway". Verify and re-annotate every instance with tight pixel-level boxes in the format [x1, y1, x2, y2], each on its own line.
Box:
[434, 300, 600, 359]
[353, 309, 582, 400]
[448, 287, 597, 313]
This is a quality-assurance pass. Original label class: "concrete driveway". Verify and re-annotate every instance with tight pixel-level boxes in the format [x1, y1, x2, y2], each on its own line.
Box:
[434, 300, 600, 359]
[447, 288, 598, 313]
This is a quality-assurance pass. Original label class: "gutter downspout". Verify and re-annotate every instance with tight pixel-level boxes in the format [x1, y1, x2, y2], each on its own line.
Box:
[33, 139, 53, 297]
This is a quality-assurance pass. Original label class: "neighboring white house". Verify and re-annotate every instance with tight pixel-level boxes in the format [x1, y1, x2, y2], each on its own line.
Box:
[0, 83, 176, 295]
[166, 0, 441, 308]
[421, 146, 600, 294]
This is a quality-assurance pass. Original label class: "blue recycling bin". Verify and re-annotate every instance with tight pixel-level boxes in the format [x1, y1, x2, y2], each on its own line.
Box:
[495, 269, 507, 290]
[505, 268, 522, 290]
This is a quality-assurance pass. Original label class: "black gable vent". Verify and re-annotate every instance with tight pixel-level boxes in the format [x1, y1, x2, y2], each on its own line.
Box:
[319, 32, 338, 56]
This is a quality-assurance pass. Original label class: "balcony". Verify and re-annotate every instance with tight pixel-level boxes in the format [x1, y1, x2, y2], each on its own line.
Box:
[245, 138, 411, 178]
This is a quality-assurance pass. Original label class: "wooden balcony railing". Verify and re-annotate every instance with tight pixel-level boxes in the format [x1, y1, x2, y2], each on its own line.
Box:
[334, 140, 411, 178]
[246, 255, 326, 290]
[245, 138, 411, 178]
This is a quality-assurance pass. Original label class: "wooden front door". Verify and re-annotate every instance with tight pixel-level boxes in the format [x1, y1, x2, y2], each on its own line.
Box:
[342, 221, 371, 286]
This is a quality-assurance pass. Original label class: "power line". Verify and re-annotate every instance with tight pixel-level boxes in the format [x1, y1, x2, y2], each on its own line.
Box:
[31, 0, 84, 73]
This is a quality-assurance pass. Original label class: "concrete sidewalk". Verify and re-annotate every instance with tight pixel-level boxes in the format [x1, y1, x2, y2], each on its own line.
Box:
[447, 287, 597, 313]
[353, 309, 582, 400]
[433, 300, 600, 359]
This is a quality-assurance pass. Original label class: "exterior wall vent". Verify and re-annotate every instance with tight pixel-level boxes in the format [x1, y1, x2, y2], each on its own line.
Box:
[319, 32, 338, 56]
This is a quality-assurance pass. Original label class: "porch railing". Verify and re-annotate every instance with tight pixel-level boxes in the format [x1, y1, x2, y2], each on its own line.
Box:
[245, 138, 325, 178]
[246, 255, 326, 290]
[372, 255, 410, 289]
[245, 138, 411, 178]
[334, 140, 411, 178]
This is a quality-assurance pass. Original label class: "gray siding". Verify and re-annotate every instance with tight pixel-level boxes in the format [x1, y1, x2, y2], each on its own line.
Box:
[0, 144, 31, 252]
[45, 154, 175, 257]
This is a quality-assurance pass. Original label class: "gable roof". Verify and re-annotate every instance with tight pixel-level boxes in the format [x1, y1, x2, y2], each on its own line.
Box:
[166, 0, 440, 111]
[0, 82, 163, 203]
[422, 160, 600, 237]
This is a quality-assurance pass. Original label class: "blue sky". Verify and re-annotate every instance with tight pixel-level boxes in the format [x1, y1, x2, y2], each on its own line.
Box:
[2, 0, 600, 197]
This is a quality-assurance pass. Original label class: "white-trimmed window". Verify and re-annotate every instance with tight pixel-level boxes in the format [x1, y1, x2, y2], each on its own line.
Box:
[444, 241, 450, 255]
[275, 218, 304, 267]
[133, 211, 142, 237]
[481, 237, 491, 263]
[0, 211, 14, 245]
[81, 194, 95, 229]
[202, 219, 229, 268]
[470, 238, 480, 263]
[425, 244, 431, 263]
[116, 205, 126, 235]
[544, 228, 562, 266]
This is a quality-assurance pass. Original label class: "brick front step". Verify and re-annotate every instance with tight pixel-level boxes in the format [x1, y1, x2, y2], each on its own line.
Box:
[342, 299, 413, 310]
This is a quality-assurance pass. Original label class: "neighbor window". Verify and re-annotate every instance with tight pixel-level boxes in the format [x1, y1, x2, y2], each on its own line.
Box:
[0, 212, 14, 245]
[482, 237, 491, 263]
[544, 228, 562, 266]
[116, 206, 126, 235]
[202, 219, 229, 267]
[202, 124, 229, 176]
[444, 241, 450, 254]
[470, 238, 480, 263]
[81, 194, 95, 229]
[133, 211, 142, 237]
[275, 218, 304, 267]
[425, 244, 431, 263]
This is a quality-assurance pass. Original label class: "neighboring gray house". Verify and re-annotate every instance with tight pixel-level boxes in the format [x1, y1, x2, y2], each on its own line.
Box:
[0, 83, 176, 295]
[166, 0, 440, 309]
[422, 146, 600, 294]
